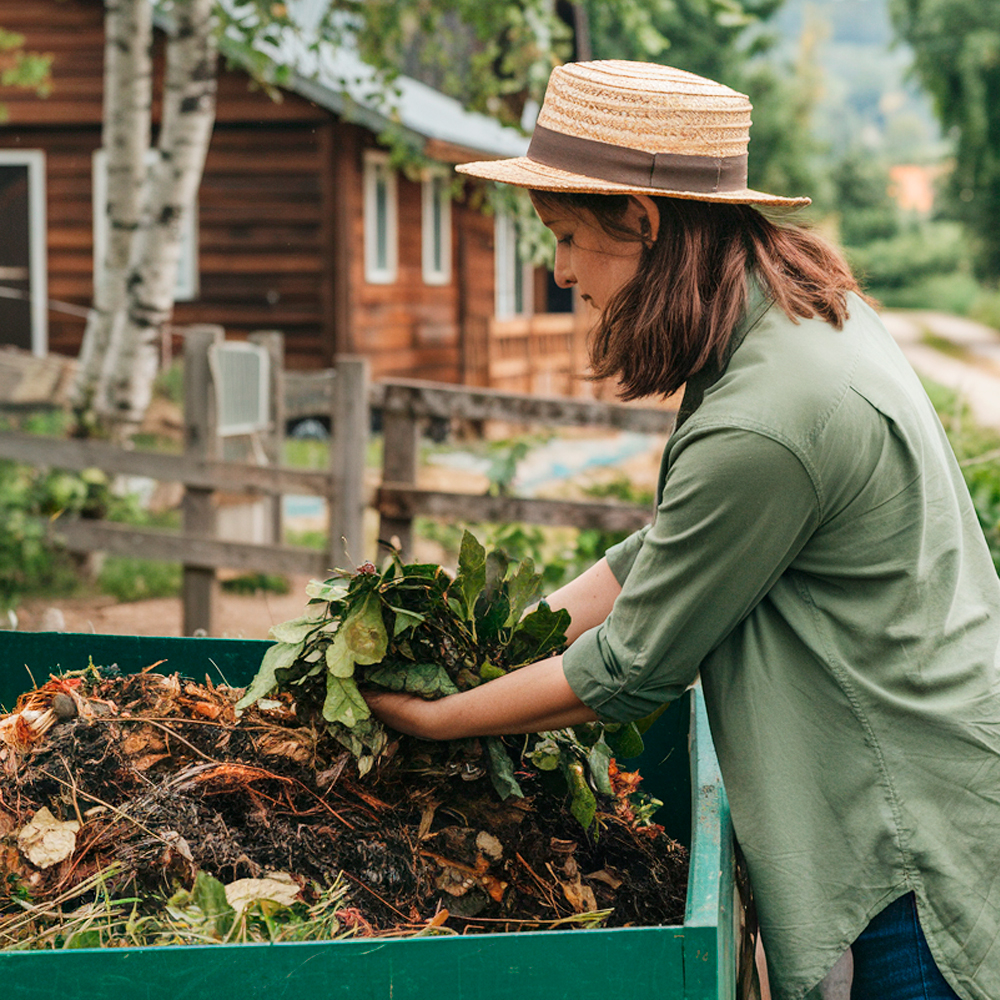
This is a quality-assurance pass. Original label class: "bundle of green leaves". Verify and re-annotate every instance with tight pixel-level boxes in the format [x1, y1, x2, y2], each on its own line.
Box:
[237, 531, 649, 829]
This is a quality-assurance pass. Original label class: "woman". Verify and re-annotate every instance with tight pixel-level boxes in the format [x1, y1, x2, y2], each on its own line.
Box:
[365, 61, 1000, 1000]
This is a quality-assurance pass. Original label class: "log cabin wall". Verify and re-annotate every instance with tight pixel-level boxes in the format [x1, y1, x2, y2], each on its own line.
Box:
[0, 0, 501, 381]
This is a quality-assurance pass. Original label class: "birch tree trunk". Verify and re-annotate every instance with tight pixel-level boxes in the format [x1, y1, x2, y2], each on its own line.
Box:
[103, 0, 218, 436]
[71, 0, 152, 430]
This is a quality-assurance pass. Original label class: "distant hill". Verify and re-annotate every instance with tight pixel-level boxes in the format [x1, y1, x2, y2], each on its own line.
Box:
[769, 0, 946, 163]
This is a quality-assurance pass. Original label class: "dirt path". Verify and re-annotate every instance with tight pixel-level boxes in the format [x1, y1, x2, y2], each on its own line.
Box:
[15, 575, 317, 639]
[882, 309, 1000, 431]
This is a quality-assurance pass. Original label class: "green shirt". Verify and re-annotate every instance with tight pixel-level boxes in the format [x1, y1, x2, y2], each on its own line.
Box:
[562, 290, 1000, 1000]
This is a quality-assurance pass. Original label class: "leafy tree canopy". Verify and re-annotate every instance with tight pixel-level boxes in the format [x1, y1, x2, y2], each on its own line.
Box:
[890, 0, 1000, 277]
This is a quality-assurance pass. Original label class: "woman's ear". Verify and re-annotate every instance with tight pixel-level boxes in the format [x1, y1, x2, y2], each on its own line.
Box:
[632, 194, 660, 246]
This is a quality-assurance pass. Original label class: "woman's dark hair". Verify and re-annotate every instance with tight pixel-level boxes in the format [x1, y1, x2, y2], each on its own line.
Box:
[530, 190, 868, 400]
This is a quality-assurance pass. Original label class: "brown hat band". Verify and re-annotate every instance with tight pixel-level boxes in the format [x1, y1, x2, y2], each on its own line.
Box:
[527, 124, 749, 194]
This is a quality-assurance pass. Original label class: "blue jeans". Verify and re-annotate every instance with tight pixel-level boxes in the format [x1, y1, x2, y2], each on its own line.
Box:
[850, 893, 962, 1000]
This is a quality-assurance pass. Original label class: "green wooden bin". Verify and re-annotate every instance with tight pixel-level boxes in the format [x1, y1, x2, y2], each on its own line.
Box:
[0, 632, 736, 999]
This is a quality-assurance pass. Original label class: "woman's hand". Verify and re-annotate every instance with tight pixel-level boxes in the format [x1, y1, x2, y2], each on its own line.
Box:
[362, 688, 445, 739]
[363, 655, 598, 741]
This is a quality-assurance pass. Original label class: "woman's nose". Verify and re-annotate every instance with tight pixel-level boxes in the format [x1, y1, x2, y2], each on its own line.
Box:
[553, 244, 576, 289]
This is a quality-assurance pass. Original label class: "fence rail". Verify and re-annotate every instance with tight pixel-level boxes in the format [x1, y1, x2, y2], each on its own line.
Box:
[2, 356, 677, 635]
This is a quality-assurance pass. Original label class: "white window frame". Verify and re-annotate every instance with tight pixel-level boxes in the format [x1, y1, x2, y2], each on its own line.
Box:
[421, 168, 452, 285]
[363, 150, 398, 284]
[0, 150, 48, 356]
[494, 210, 533, 319]
[92, 148, 199, 301]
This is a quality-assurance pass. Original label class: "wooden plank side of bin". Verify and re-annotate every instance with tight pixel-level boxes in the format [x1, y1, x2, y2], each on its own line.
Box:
[683, 689, 737, 1000]
[1, 926, 686, 1000]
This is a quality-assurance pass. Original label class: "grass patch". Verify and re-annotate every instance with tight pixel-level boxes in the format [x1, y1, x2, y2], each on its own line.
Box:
[98, 557, 182, 602]
[919, 329, 975, 363]
[220, 572, 290, 596]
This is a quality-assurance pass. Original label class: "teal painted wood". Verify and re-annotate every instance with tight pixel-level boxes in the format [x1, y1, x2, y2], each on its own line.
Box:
[0, 632, 271, 708]
[2, 926, 687, 999]
[0, 633, 735, 998]
[683, 689, 737, 1000]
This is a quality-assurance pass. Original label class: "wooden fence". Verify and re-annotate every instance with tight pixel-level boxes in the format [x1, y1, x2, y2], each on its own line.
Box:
[0, 351, 677, 635]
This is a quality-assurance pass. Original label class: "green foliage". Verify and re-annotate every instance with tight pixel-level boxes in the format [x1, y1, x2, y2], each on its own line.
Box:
[845, 221, 970, 296]
[829, 147, 902, 246]
[969, 286, 1000, 332]
[0, 27, 52, 122]
[238, 531, 646, 829]
[0, 462, 128, 609]
[221, 572, 291, 596]
[923, 378, 1000, 574]
[890, 0, 1000, 277]
[4, 864, 354, 950]
[98, 557, 182, 602]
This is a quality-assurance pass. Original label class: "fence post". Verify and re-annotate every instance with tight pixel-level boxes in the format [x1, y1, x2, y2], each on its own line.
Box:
[327, 355, 369, 570]
[249, 330, 285, 545]
[182, 324, 224, 636]
[378, 383, 420, 560]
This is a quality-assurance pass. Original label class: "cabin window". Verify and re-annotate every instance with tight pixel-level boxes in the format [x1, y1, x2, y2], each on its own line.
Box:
[92, 148, 199, 301]
[363, 151, 398, 284]
[495, 210, 533, 319]
[0, 150, 47, 356]
[421, 169, 451, 285]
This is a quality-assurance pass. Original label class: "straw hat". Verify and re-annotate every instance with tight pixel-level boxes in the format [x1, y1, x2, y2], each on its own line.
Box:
[456, 60, 810, 207]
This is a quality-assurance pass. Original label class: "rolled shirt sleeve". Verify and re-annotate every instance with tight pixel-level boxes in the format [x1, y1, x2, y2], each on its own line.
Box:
[563, 424, 822, 722]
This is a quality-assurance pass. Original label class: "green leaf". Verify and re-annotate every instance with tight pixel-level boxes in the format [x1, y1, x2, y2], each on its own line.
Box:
[236, 640, 305, 710]
[389, 606, 426, 636]
[322, 674, 371, 728]
[365, 662, 458, 697]
[566, 761, 597, 831]
[479, 660, 506, 682]
[486, 736, 523, 800]
[451, 530, 486, 620]
[304, 578, 349, 602]
[605, 721, 645, 760]
[325, 593, 388, 678]
[475, 589, 510, 647]
[587, 738, 614, 796]
[525, 734, 562, 771]
[505, 602, 569, 667]
[504, 557, 541, 627]
[191, 871, 235, 938]
[268, 610, 325, 644]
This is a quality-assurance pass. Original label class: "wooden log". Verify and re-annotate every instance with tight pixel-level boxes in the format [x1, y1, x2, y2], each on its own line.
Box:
[0, 431, 335, 496]
[369, 378, 677, 433]
[51, 519, 329, 576]
[249, 330, 285, 544]
[327, 356, 369, 569]
[377, 485, 652, 533]
[182, 326, 222, 636]
[378, 385, 421, 559]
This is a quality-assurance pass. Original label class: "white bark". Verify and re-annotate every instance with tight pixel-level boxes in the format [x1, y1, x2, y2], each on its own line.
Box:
[104, 0, 218, 432]
[71, 0, 152, 422]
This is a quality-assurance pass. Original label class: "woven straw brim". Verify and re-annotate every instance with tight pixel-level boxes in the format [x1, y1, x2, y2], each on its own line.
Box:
[456, 155, 811, 208]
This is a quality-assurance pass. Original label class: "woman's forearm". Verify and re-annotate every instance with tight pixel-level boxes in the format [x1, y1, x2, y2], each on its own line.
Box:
[544, 556, 622, 644]
[364, 655, 598, 739]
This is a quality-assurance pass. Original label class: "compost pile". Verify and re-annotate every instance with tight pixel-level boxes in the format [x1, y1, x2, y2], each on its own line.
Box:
[0, 535, 688, 948]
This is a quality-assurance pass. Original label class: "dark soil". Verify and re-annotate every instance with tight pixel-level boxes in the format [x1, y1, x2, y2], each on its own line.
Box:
[0, 669, 688, 938]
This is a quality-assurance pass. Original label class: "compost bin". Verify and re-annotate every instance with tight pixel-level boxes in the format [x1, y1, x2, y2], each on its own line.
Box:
[0, 632, 736, 1000]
